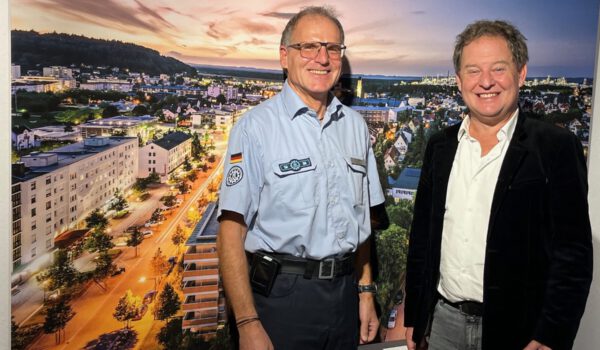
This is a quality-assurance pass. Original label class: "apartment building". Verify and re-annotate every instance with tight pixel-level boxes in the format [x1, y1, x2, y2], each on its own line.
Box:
[181, 202, 226, 337]
[138, 131, 191, 179]
[79, 115, 158, 139]
[11, 136, 138, 273]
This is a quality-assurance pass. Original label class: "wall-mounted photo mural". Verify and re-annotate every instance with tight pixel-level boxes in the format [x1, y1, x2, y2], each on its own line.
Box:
[9, 0, 599, 349]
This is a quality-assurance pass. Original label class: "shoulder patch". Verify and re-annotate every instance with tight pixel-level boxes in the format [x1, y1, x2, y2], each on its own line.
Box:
[226, 166, 243, 186]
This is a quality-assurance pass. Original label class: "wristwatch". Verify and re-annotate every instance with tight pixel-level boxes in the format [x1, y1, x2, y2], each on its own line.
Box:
[358, 283, 378, 294]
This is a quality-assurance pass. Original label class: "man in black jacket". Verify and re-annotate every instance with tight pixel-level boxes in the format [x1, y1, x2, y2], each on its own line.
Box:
[404, 20, 592, 350]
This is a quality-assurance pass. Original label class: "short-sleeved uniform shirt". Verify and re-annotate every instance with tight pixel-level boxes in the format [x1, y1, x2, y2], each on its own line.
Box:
[218, 81, 385, 259]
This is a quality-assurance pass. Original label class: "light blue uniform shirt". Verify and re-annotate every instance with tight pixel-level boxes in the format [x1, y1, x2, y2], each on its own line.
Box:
[218, 81, 385, 259]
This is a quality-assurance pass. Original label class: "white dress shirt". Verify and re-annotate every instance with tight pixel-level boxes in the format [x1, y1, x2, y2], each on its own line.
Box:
[438, 110, 518, 303]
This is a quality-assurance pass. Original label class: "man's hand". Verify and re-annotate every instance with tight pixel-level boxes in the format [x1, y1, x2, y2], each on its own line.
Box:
[358, 292, 379, 344]
[406, 327, 416, 350]
[523, 340, 552, 350]
[239, 321, 274, 350]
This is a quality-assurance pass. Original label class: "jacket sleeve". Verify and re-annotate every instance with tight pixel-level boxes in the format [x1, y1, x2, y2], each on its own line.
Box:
[404, 137, 436, 327]
[533, 132, 593, 350]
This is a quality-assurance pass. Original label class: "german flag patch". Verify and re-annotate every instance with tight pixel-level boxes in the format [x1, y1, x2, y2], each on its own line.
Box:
[230, 152, 243, 164]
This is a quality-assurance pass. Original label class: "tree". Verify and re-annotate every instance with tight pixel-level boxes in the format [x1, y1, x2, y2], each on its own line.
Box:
[152, 248, 170, 279]
[375, 224, 409, 313]
[190, 132, 203, 161]
[161, 194, 176, 207]
[36, 249, 80, 293]
[156, 318, 210, 350]
[186, 171, 197, 182]
[113, 290, 141, 329]
[386, 200, 414, 231]
[43, 296, 75, 344]
[85, 228, 114, 253]
[216, 93, 227, 104]
[147, 171, 160, 184]
[102, 105, 119, 118]
[131, 104, 148, 116]
[109, 189, 128, 212]
[85, 209, 108, 230]
[151, 208, 164, 223]
[155, 283, 181, 321]
[183, 157, 192, 172]
[127, 226, 144, 257]
[176, 181, 189, 195]
[171, 225, 185, 254]
[93, 251, 116, 291]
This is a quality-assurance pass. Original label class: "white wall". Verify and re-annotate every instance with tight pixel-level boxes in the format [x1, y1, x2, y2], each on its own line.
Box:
[574, 6, 600, 350]
[1, 0, 12, 348]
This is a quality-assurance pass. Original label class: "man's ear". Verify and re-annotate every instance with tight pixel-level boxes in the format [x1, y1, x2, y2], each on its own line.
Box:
[455, 73, 462, 93]
[280, 45, 288, 70]
[518, 64, 527, 87]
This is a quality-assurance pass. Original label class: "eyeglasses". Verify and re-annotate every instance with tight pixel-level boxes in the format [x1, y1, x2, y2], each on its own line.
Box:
[287, 41, 347, 59]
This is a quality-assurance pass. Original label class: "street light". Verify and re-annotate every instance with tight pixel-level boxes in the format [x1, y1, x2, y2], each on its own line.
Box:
[138, 276, 157, 291]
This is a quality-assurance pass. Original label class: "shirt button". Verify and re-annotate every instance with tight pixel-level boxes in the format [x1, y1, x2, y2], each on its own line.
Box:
[337, 232, 346, 239]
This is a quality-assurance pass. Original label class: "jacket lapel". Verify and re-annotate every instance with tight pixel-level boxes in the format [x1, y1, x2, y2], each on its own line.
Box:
[489, 113, 528, 230]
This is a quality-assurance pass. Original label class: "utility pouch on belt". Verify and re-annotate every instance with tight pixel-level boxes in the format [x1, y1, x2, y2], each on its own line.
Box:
[249, 252, 280, 297]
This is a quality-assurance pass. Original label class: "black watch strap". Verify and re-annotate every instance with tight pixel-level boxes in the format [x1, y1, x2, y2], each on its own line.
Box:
[358, 283, 377, 294]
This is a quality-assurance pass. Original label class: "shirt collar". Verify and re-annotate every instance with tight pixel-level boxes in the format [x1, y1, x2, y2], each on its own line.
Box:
[457, 109, 519, 142]
[280, 80, 343, 120]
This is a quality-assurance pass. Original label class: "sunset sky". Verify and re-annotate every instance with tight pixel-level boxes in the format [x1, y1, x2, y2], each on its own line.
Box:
[10, 0, 600, 77]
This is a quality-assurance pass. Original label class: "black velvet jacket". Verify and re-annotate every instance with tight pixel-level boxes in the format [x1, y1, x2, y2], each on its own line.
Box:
[404, 112, 593, 350]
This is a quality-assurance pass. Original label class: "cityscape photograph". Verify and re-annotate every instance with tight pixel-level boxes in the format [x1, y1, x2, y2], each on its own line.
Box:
[8, 0, 599, 349]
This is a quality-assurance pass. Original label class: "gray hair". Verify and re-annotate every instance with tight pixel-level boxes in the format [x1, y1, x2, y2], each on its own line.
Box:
[453, 20, 528, 73]
[280, 6, 345, 46]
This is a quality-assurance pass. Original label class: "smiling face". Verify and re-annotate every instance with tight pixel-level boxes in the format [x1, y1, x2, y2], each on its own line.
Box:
[280, 14, 343, 110]
[456, 35, 527, 126]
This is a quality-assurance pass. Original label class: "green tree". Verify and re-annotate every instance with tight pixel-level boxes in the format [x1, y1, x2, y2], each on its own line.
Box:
[102, 105, 119, 118]
[155, 283, 181, 321]
[93, 251, 116, 291]
[113, 290, 141, 329]
[109, 189, 128, 212]
[11, 316, 26, 350]
[161, 194, 177, 207]
[186, 170, 197, 182]
[84, 209, 108, 230]
[36, 249, 80, 293]
[132, 104, 149, 116]
[85, 228, 114, 253]
[156, 318, 210, 350]
[386, 200, 414, 231]
[176, 181, 189, 195]
[151, 208, 164, 222]
[375, 224, 409, 314]
[171, 225, 185, 254]
[183, 157, 192, 172]
[147, 171, 160, 184]
[127, 226, 144, 257]
[152, 248, 170, 279]
[43, 296, 75, 344]
[190, 132, 203, 161]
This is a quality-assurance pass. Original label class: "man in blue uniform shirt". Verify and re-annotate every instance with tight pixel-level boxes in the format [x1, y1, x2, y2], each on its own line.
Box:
[217, 6, 386, 350]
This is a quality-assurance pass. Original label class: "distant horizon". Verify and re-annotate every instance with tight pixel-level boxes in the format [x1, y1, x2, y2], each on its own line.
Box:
[10, 0, 599, 77]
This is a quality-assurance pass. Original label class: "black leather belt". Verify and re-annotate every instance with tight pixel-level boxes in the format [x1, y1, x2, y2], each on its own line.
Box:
[247, 252, 354, 280]
[440, 294, 483, 317]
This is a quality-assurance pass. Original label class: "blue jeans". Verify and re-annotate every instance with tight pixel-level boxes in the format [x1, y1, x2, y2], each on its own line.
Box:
[428, 299, 482, 350]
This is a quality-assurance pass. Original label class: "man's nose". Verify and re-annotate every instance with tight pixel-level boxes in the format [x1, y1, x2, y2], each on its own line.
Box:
[478, 70, 495, 88]
[314, 45, 330, 64]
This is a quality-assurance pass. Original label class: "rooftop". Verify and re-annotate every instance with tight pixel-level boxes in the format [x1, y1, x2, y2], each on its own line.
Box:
[186, 202, 219, 246]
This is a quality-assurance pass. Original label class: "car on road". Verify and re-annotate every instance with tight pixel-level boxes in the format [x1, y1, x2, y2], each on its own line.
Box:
[111, 266, 126, 276]
[125, 225, 140, 233]
[143, 290, 157, 304]
[132, 304, 148, 321]
[387, 309, 398, 329]
[141, 229, 153, 238]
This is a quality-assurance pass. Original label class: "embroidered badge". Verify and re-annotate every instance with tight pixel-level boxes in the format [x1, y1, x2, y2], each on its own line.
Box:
[230, 152, 243, 164]
[226, 166, 243, 186]
[279, 158, 311, 172]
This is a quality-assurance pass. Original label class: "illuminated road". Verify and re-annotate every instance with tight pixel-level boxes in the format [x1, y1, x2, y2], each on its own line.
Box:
[28, 136, 227, 350]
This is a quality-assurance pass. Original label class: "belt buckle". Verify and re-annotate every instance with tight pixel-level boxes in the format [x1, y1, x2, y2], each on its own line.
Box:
[318, 258, 335, 279]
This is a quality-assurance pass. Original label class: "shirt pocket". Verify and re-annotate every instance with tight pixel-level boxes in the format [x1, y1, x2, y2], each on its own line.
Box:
[344, 156, 367, 206]
[271, 156, 318, 211]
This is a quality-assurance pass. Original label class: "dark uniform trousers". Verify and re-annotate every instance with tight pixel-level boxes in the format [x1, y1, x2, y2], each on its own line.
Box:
[232, 273, 359, 350]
